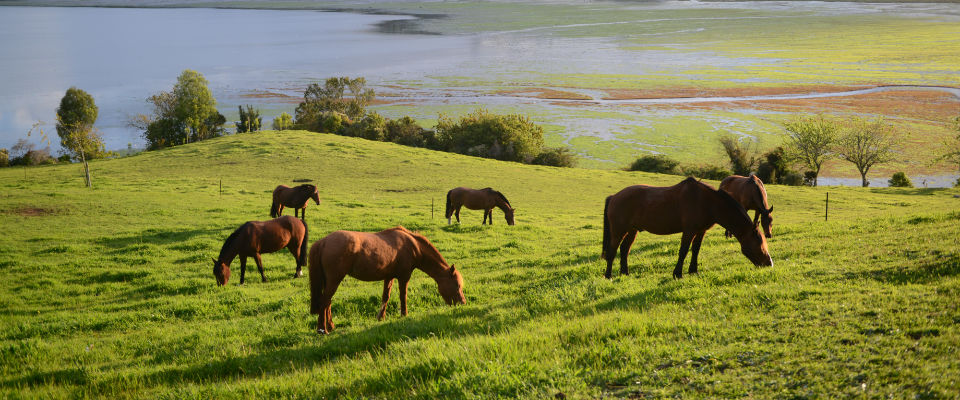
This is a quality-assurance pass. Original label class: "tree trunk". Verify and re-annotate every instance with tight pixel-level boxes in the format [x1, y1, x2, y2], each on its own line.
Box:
[80, 149, 91, 188]
[860, 170, 869, 187]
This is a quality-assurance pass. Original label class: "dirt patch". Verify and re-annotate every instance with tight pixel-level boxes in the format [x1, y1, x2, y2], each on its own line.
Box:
[238, 90, 300, 103]
[498, 88, 593, 101]
[7, 207, 58, 217]
[600, 85, 871, 100]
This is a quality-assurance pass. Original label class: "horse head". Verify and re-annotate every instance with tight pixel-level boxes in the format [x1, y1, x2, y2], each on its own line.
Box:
[310, 190, 321, 205]
[504, 207, 516, 226]
[212, 258, 231, 286]
[759, 206, 773, 238]
[437, 264, 466, 305]
[735, 227, 773, 267]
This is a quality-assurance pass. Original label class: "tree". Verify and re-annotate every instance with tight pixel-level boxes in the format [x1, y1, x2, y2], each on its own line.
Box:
[835, 116, 899, 187]
[934, 115, 960, 173]
[132, 70, 225, 149]
[783, 114, 838, 187]
[0, 148, 8, 167]
[56, 87, 103, 187]
[235, 105, 262, 133]
[718, 136, 757, 176]
[294, 77, 375, 131]
[272, 112, 293, 131]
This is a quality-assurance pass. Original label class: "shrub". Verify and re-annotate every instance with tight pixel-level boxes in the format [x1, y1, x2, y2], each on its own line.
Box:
[628, 154, 679, 174]
[272, 112, 293, 131]
[532, 147, 576, 167]
[955, 177, 960, 188]
[235, 105, 262, 133]
[888, 172, 913, 188]
[294, 77, 374, 130]
[436, 109, 544, 163]
[780, 171, 805, 186]
[384, 116, 439, 149]
[803, 171, 818, 186]
[0, 148, 8, 167]
[680, 164, 732, 181]
[719, 136, 757, 176]
[345, 112, 387, 141]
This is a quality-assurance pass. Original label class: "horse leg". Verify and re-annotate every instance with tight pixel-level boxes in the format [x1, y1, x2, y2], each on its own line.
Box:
[277, 205, 284, 217]
[688, 231, 706, 275]
[619, 230, 638, 276]
[377, 279, 394, 321]
[399, 278, 410, 316]
[318, 276, 344, 334]
[239, 256, 247, 285]
[604, 225, 627, 279]
[254, 253, 267, 282]
[673, 231, 695, 279]
[455, 207, 461, 224]
[289, 243, 303, 278]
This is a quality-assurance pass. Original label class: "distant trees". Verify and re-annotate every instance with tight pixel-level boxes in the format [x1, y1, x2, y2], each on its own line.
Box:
[9, 139, 54, 166]
[295, 77, 374, 131]
[132, 69, 225, 149]
[56, 87, 103, 187]
[272, 112, 293, 131]
[235, 105, 262, 133]
[782, 114, 839, 187]
[835, 117, 899, 187]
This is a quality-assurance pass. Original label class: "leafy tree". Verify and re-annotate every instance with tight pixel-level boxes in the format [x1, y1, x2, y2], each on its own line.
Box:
[0, 148, 8, 167]
[934, 115, 960, 173]
[56, 87, 103, 187]
[132, 70, 224, 149]
[436, 109, 544, 163]
[235, 105, 262, 133]
[719, 135, 757, 176]
[295, 77, 374, 130]
[345, 112, 387, 141]
[888, 172, 913, 188]
[532, 147, 576, 167]
[272, 112, 293, 131]
[783, 114, 838, 187]
[836, 117, 899, 187]
[628, 154, 680, 174]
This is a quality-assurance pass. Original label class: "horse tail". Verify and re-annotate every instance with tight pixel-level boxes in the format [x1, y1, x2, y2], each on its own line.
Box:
[601, 196, 611, 259]
[308, 240, 325, 314]
[270, 197, 280, 218]
[299, 218, 309, 267]
[444, 190, 453, 219]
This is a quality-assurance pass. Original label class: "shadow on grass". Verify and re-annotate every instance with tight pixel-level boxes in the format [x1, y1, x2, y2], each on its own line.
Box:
[96, 227, 218, 250]
[844, 250, 960, 285]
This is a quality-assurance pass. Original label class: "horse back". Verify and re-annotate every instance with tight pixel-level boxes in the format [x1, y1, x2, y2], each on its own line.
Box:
[248, 216, 301, 254]
[317, 228, 416, 282]
[719, 175, 764, 212]
[608, 181, 715, 235]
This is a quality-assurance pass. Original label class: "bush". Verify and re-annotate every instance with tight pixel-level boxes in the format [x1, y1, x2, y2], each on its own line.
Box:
[888, 172, 913, 188]
[803, 171, 818, 186]
[235, 105, 262, 133]
[719, 136, 757, 176]
[955, 177, 960, 188]
[780, 171, 805, 186]
[532, 147, 576, 167]
[384, 116, 440, 149]
[436, 109, 544, 163]
[272, 112, 293, 131]
[628, 154, 679, 174]
[681, 164, 732, 181]
[0, 148, 8, 167]
[345, 112, 387, 141]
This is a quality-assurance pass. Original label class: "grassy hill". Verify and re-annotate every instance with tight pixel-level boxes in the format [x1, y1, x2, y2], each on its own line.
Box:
[1, 130, 959, 398]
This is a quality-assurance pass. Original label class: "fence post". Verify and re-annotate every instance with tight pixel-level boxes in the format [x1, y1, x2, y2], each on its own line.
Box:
[825, 192, 829, 221]
[219, 179, 222, 196]
[432, 198, 435, 220]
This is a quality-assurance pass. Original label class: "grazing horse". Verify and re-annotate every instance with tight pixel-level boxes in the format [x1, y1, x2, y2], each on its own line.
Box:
[719, 173, 774, 238]
[445, 187, 515, 225]
[308, 226, 466, 334]
[602, 177, 773, 279]
[270, 184, 320, 219]
[212, 215, 308, 286]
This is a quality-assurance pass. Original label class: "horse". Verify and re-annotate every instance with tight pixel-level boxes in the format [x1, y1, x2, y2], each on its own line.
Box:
[445, 187, 515, 225]
[270, 184, 320, 219]
[308, 226, 466, 334]
[719, 173, 774, 238]
[212, 215, 308, 286]
[601, 177, 773, 279]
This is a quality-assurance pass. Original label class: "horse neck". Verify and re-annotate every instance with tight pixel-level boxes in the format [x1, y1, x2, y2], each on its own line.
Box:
[414, 244, 452, 280]
[495, 199, 511, 212]
[217, 240, 240, 266]
[708, 190, 752, 234]
[751, 181, 771, 212]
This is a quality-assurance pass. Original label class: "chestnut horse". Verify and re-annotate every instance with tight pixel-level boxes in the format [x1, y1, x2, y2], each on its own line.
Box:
[602, 177, 772, 279]
[270, 184, 320, 219]
[212, 215, 308, 286]
[719, 173, 774, 238]
[445, 187, 515, 225]
[309, 226, 466, 334]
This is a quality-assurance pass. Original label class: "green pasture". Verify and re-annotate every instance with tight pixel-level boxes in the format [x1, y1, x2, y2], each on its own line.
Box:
[1, 131, 959, 398]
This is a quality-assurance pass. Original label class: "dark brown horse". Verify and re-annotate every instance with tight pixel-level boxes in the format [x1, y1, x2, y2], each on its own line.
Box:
[308, 226, 466, 334]
[602, 177, 773, 279]
[212, 215, 308, 286]
[270, 184, 320, 219]
[445, 187, 515, 225]
[719, 173, 774, 238]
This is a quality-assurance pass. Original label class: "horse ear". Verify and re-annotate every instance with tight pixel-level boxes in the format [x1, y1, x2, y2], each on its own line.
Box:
[767, 206, 773, 213]
[450, 264, 457, 274]
[212, 258, 218, 264]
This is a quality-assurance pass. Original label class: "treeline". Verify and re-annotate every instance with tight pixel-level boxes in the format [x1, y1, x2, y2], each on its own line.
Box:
[628, 114, 940, 188]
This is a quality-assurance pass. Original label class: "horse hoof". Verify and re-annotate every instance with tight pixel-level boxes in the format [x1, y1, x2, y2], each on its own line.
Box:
[316, 328, 327, 335]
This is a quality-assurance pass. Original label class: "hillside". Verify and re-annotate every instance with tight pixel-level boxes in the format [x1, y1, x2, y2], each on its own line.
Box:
[1, 131, 959, 398]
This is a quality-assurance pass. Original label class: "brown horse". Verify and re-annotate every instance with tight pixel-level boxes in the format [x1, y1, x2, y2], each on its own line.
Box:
[719, 173, 774, 238]
[602, 177, 773, 279]
[445, 187, 515, 225]
[308, 226, 466, 334]
[212, 215, 308, 286]
[270, 184, 320, 219]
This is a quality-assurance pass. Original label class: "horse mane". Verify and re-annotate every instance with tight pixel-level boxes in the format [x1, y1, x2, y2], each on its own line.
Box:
[483, 188, 511, 207]
[403, 228, 450, 267]
[746, 175, 771, 211]
[713, 186, 752, 222]
[219, 222, 250, 261]
[294, 184, 317, 203]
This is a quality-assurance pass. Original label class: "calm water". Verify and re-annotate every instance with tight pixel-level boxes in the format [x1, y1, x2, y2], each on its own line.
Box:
[0, 6, 474, 150]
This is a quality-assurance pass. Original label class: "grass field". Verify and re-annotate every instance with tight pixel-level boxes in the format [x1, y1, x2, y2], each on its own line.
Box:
[1, 130, 959, 398]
